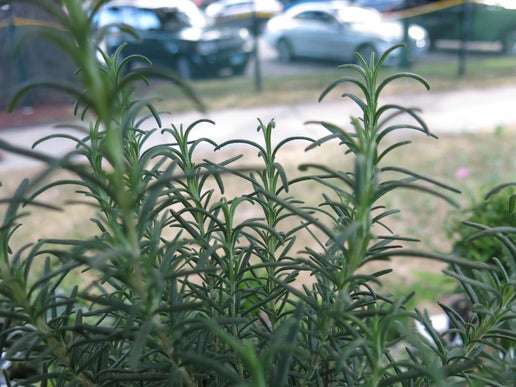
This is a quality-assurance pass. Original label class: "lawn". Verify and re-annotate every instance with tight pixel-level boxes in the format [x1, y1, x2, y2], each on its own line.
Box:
[149, 54, 516, 113]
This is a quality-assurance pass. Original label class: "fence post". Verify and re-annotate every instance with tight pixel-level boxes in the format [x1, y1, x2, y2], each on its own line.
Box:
[252, 2, 262, 93]
[6, 5, 32, 111]
[458, 0, 472, 77]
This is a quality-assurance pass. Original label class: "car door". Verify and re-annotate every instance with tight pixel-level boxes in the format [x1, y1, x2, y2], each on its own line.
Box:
[288, 10, 346, 60]
[122, 7, 170, 64]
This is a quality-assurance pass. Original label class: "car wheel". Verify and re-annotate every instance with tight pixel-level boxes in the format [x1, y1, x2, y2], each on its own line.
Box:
[355, 44, 377, 65]
[504, 30, 516, 56]
[176, 56, 194, 80]
[277, 39, 294, 63]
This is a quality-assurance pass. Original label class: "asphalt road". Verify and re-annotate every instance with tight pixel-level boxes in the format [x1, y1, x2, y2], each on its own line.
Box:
[1, 83, 515, 172]
[247, 36, 500, 77]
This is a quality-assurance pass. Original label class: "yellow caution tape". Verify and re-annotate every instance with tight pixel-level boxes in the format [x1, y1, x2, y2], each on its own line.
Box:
[386, 0, 511, 20]
[0, 17, 62, 30]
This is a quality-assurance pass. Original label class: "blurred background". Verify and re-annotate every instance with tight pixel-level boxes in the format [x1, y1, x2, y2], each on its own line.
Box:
[1, 0, 515, 114]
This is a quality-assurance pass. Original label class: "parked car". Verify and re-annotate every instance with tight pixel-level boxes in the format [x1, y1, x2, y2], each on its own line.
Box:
[263, 2, 429, 65]
[282, 0, 350, 11]
[204, 0, 283, 34]
[352, 0, 405, 12]
[193, 0, 216, 7]
[396, 0, 516, 55]
[94, 0, 253, 79]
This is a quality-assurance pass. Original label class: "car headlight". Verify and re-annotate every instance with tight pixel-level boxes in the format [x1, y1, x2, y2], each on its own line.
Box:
[197, 41, 218, 55]
[409, 25, 427, 42]
[238, 28, 253, 49]
[239, 28, 250, 40]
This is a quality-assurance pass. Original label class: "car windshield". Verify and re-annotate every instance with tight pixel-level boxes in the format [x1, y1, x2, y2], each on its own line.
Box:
[166, 1, 210, 28]
[335, 7, 381, 24]
[157, 7, 209, 30]
[96, 3, 211, 30]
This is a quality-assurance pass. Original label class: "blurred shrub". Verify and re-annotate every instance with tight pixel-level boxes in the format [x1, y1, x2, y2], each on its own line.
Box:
[448, 186, 516, 271]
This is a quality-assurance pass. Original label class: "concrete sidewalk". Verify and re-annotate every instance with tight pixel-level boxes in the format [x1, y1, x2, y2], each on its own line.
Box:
[1, 84, 515, 171]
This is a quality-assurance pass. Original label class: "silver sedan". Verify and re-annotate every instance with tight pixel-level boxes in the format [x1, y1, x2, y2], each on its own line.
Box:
[263, 1, 429, 65]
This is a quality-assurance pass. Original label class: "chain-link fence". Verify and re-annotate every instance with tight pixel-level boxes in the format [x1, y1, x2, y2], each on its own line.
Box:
[0, 3, 76, 110]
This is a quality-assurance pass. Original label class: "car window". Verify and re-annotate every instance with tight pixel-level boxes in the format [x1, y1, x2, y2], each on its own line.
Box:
[172, 2, 210, 27]
[129, 8, 161, 30]
[226, 1, 254, 10]
[96, 7, 124, 26]
[294, 10, 337, 24]
[96, 7, 161, 30]
[336, 7, 381, 24]
[222, 2, 254, 17]
[97, 4, 210, 30]
[161, 10, 190, 30]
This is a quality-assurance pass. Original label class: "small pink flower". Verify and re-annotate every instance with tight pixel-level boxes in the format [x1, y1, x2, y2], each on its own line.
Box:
[455, 166, 470, 179]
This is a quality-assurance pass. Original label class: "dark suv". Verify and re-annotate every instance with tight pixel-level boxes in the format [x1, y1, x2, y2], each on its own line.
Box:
[394, 0, 516, 55]
[95, 0, 253, 79]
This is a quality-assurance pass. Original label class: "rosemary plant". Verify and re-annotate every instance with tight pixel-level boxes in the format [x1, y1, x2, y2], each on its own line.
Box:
[0, 1, 514, 386]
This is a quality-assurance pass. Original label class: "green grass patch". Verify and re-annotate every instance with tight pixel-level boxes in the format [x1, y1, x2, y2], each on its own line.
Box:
[148, 55, 516, 114]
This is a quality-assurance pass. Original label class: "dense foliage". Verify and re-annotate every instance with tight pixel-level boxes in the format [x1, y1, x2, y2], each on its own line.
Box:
[0, 1, 515, 386]
[449, 187, 516, 270]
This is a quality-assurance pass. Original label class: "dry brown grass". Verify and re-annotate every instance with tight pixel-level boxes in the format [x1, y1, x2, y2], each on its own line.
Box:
[0, 127, 514, 311]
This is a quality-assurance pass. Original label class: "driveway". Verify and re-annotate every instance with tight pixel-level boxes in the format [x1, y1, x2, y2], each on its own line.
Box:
[0, 84, 515, 171]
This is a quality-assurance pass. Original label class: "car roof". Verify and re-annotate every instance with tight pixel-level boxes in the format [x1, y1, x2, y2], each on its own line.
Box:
[282, 1, 383, 24]
[103, 0, 196, 10]
[285, 1, 375, 14]
[287, 0, 349, 8]
[214, 0, 280, 4]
